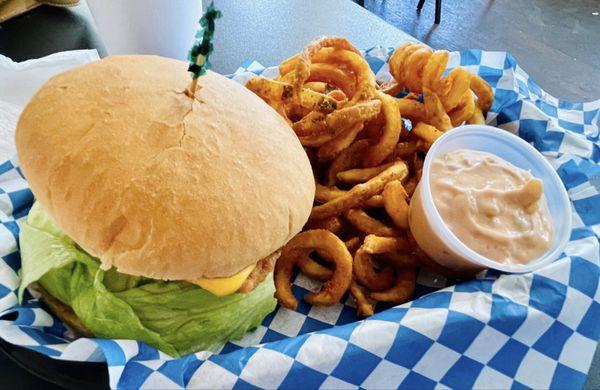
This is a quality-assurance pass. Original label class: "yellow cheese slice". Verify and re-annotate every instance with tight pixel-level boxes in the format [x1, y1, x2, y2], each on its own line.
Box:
[192, 263, 256, 296]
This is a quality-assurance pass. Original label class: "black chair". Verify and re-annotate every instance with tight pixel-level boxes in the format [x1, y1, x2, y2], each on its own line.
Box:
[357, 0, 442, 24]
[417, 0, 442, 24]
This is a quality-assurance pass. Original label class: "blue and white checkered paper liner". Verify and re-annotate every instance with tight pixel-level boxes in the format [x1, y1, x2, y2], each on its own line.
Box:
[0, 48, 599, 389]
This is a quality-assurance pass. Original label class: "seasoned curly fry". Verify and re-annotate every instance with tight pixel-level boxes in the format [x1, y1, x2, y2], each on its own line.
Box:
[467, 105, 486, 124]
[363, 91, 403, 167]
[310, 161, 409, 220]
[274, 230, 353, 309]
[364, 195, 385, 208]
[440, 67, 471, 111]
[397, 98, 426, 123]
[448, 92, 476, 126]
[325, 100, 381, 130]
[296, 237, 362, 282]
[291, 37, 362, 104]
[308, 63, 357, 96]
[336, 162, 395, 184]
[314, 184, 384, 208]
[383, 180, 410, 230]
[423, 87, 452, 131]
[470, 74, 494, 112]
[296, 254, 332, 281]
[422, 50, 450, 93]
[326, 139, 369, 185]
[353, 247, 396, 292]
[327, 89, 349, 107]
[379, 81, 404, 97]
[362, 235, 410, 254]
[304, 81, 328, 93]
[313, 49, 376, 104]
[349, 281, 374, 317]
[369, 267, 416, 304]
[292, 111, 328, 136]
[412, 122, 443, 144]
[287, 42, 374, 104]
[389, 141, 418, 161]
[246, 77, 339, 113]
[404, 176, 418, 198]
[307, 216, 343, 234]
[389, 42, 428, 93]
[298, 132, 338, 147]
[345, 237, 362, 253]
[344, 208, 399, 237]
[317, 123, 364, 161]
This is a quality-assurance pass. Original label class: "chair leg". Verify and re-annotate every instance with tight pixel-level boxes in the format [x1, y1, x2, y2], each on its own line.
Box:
[434, 0, 441, 23]
[417, 0, 426, 12]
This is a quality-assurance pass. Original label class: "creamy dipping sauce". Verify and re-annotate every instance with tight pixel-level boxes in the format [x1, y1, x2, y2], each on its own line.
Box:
[430, 149, 554, 265]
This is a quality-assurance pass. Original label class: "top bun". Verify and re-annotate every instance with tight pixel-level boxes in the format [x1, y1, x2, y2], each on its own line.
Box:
[16, 55, 315, 280]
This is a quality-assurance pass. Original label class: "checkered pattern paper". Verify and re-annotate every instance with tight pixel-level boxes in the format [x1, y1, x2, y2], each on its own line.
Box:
[0, 48, 598, 389]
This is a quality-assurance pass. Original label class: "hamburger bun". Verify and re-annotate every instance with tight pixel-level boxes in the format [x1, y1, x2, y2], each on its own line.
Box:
[15, 55, 315, 280]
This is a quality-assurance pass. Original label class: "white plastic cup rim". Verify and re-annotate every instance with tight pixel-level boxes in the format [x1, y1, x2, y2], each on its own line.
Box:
[417, 125, 572, 273]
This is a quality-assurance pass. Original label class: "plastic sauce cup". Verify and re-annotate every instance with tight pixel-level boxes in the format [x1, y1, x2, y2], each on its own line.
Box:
[408, 125, 572, 273]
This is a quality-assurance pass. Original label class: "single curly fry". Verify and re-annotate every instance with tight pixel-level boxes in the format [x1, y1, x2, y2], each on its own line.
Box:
[422, 50, 449, 93]
[317, 122, 365, 161]
[325, 99, 381, 130]
[326, 139, 369, 185]
[389, 141, 418, 162]
[389, 42, 430, 93]
[245, 77, 338, 113]
[467, 104, 486, 124]
[382, 180, 410, 230]
[292, 111, 328, 136]
[337, 162, 395, 184]
[349, 280, 374, 317]
[369, 267, 416, 304]
[291, 37, 362, 105]
[314, 184, 384, 208]
[412, 122, 443, 144]
[362, 235, 410, 254]
[423, 87, 452, 131]
[448, 91, 476, 126]
[440, 68, 472, 111]
[304, 81, 328, 93]
[307, 216, 344, 234]
[298, 132, 338, 147]
[308, 62, 357, 97]
[402, 46, 432, 92]
[353, 247, 396, 292]
[344, 208, 399, 237]
[344, 237, 362, 254]
[296, 237, 362, 281]
[470, 74, 494, 112]
[315, 50, 376, 104]
[274, 230, 353, 309]
[379, 81, 404, 97]
[397, 98, 426, 123]
[363, 91, 403, 167]
[296, 253, 332, 281]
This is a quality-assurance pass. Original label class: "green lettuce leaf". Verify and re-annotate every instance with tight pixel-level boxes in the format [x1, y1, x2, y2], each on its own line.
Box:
[18, 202, 277, 357]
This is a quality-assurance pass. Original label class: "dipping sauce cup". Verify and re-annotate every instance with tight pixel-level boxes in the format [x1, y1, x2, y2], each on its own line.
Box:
[409, 125, 572, 273]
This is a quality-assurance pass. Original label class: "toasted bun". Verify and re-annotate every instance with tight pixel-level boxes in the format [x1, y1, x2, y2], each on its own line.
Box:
[16, 55, 315, 279]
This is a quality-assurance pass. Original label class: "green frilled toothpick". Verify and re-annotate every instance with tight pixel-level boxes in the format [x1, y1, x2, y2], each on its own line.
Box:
[186, 2, 222, 97]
